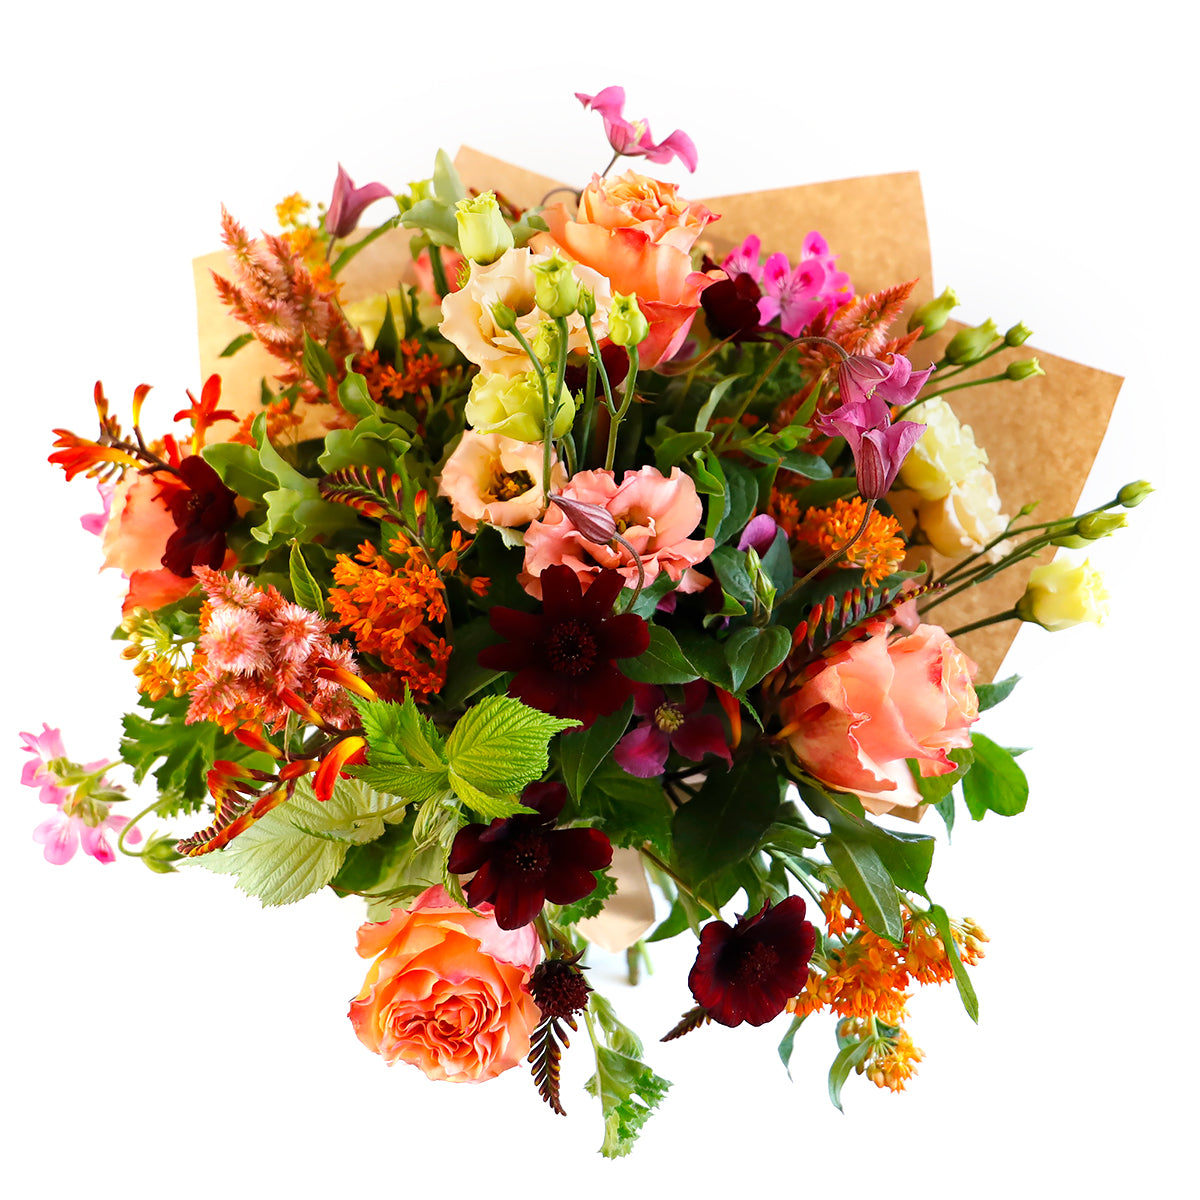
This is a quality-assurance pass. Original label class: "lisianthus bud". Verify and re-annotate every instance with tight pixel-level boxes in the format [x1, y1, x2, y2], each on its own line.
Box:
[550, 494, 618, 544]
[908, 286, 960, 337]
[1005, 321, 1033, 347]
[577, 286, 597, 319]
[609, 292, 649, 347]
[945, 319, 1000, 365]
[1016, 557, 1109, 631]
[490, 301, 518, 333]
[1075, 511, 1127, 540]
[1005, 358, 1044, 381]
[455, 192, 515, 265]
[1118, 480, 1154, 507]
[531, 251, 580, 319]
[465, 371, 575, 442]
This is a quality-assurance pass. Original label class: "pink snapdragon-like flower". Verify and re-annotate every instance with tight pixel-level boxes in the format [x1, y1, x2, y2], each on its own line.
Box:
[520, 466, 714, 599]
[576, 86, 698, 172]
[614, 681, 732, 778]
[20, 725, 141, 865]
[326, 165, 393, 240]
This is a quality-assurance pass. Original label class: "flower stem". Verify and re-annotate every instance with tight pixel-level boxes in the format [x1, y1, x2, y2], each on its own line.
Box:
[777, 498, 876, 607]
[116, 797, 165, 858]
[946, 609, 1020, 638]
[604, 345, 640, 472]
[639, 845, 720, 919]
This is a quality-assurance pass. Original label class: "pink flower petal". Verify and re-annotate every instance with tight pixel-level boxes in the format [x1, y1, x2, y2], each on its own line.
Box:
[33, 815, 79, 865]
[614, 723, 671, 778]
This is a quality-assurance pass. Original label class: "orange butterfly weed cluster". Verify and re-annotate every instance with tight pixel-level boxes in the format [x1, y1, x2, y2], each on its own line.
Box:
[772, 492, 906, 587]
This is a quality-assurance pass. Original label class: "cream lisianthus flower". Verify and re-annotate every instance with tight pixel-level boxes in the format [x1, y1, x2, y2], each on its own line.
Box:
[464, 371, 575, 442]
[439, 247, 611, 377]
[899, 398, 990, 501]
[918, 466, 1011, 559]
[1017, 557, 1109, 631]
[437, 431, 566, 533]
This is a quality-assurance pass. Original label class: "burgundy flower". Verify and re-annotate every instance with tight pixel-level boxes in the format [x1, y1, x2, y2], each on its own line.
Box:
[478, 564, 650, 730]
[447, 781, 613, 930]
[326, 164, 393, 240]
[160, 456, 238, 577]
[700, 271, 765, 341]
[614, 681, 732, 778]
[688, 896, 816, 1027]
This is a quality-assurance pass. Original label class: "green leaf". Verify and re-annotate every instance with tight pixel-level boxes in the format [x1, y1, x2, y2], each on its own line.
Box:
[777, 1013, 808, 1081]
[672, 753, 781, 886]
[709, 546, 756, 607]
[439, 616, 506, 710]
[219, 332, 254, 357]
[559, 701, 634, 804]
[584, 1044, 671, 1159]
[253, 413, 310, 491]
[288, 541, 326, 616]
[617, 624, 699, 685]
[693, 376, 740, 433]
[302, 331, 338, 389]
[912, 747, 974, 805]
[673, 630, 734, 692]
[652, 429, 713, 473]
[823, 832, 904, 942]
[975, 674, 1020, 712]
[350, 693, 451, 802]
[586, 761, 673, 855]
[724, 625, 792, 692]
[202, 441, 276, 504]
[961, 733, 1029, 819]
[444, 695, 577, 805]
[710, 460, 759, 546]
[625, 571, 680, 619]
[929, 904, 979, 1022]
[445, 772, 531, 821]
[827, 1038, 874, 1112]
[191, 778, 397, 906]
[934, 793, 955, 838]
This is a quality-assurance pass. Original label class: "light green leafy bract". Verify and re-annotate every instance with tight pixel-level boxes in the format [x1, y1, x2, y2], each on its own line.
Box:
[192, 778, 401, 906]
[584, 1046, 671, 1159]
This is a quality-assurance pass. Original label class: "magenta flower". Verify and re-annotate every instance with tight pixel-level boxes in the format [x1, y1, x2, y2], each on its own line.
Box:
[20, 725, 140, 865]
[447, 781, 613, 930]
[325, 164, 393, 240]
[814, 353, 931, 499]
[614, 681, 732, 779]
[758, 252, 828, 338]
[576, 87, 698, 173]
[721, 234, 765, 283]
[80, 480, 114, 536]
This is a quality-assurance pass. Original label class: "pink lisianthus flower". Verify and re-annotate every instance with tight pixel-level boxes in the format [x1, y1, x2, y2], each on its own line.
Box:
[576, 86, 698, 172]
[19, 725, 141, 865]
[614, 681, 732, 778]
[520, 466, 714, 599]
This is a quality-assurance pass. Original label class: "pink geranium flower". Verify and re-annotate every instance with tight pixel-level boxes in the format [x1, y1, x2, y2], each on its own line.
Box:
[614, 681, 732, 778]
[576, 87, 698, 172]
[20, 725, 141, 865]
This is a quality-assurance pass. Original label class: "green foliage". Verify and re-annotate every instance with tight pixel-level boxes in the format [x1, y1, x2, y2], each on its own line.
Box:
[961, 734, 1029, 819]
[824, 832, 904, 942]
[827, 1037, 874, 1112]
[554, 868, 618, 925]
[582, 760, 673, 856]
[975, 674, 1020, 711]
[558, 701, 633, 804]
[929, 903, 980, 1022]
[288, 541, 326, 615]
[192, 778, 402, 906]
[617, 625, 699, 685]
[777, 1012, 807, 1081]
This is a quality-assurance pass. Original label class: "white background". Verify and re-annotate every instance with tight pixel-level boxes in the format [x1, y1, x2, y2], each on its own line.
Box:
[2, 2, 1195, 1195]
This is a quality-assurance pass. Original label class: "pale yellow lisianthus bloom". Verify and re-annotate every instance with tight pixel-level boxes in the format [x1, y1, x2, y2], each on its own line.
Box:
[1017, 557, 1109, 631]
[918, 466, 1011, 560]
[341, 290, 440, 349]
[899, 398, 990, 501]
[464, 371, 575, 442]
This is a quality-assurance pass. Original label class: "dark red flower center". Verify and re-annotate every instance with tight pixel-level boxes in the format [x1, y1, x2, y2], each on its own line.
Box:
[728, 940, 781, 987]
[546, 619, 598, 676]
[504, 832, 552, 878]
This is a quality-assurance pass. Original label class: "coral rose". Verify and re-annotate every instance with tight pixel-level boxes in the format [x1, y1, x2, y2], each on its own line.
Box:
[520, 466, 714, 599]
[532, 170, 722, 368]
[348, 885, 542, 1083]
[780, 623, 979, 816]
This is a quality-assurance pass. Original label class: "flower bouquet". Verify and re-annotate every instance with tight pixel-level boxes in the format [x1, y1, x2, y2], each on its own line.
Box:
[25, 87, 1145, 1156]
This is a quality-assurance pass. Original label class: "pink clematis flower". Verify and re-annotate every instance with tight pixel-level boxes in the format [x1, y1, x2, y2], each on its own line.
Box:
[326, 165, 394, 240]
[814, 354, 932, 499]
[20, 725, 140, 865]
[614, 681, 732, 778]
[576, 87, 698, 173]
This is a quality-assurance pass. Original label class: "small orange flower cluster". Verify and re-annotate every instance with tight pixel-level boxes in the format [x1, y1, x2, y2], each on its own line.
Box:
[328, 536, 464, 699]
[275, 192, 337, 294]
[354, 345, 447, 409]
[119, 608, 194, 702]
[775, 493, 907, 587]
[229, 397, 305, 447]
[788, 888, 987, 1092]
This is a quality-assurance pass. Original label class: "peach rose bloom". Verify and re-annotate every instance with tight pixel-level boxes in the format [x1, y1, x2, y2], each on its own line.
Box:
[100, 471, 197, 614]
[438, 431, 566, 533]
[520, 466, 714, 599]
[532, 170, 722, 368]
[439, 247, 612, 378]
[780, 623, 979, 816]
[348, 886, 542, 1083]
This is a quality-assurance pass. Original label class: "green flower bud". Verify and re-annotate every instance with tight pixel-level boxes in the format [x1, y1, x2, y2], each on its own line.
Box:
[1005, 358, 1044, 381]
[908, 286, 960, 337]
[577, 286, 597, 319]
[529, 321, 563, 370]
[945, 319, 1000, 365]
[1118, 480, 1154, 507]
[455, 191, 515, 265]
[609, 291, 649, 347]
[490, 301, 518, 333]
[531, 251, 580, 319]
[1005, 321, 1033, 347]
[1016, 557, 1108, 631]
[1076, 511, 1127, 539]
[745, 546, 777, 614]
[143, 835, 183, 875]
[1050, 534, 1091, 549]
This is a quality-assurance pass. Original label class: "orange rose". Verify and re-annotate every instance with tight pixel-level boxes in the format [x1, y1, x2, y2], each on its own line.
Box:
[348, 886, 542, 1082]
[532, 170, 722, 368]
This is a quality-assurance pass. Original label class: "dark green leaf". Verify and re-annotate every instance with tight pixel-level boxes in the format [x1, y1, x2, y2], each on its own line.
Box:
[693, 376, 741, 433]
[724, 625, 792, 692]
[929, 903, 979, 1022]
[828, 1038, 874, 1112]
[652, 429, 713, 472]
[710, 459, 759, 546]
[975, 674, 1021, 712]
[439, 616, 505, 710]
[823, 832, 904, 942]
[961, 733, 1029, 819]
[587, 761, 673, 855]
[618, 624, 699, 685]
[709, 545, 756, 607]
[559, 701, 634, 804]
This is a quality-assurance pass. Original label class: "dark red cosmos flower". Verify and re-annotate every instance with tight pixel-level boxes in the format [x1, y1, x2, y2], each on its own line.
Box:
[478, 564, 649, 730]
[700, 270, 766, 342]
[447, 781, 613, 930]
[688, 896, 816, 1027]
[160, 456, 238, 577]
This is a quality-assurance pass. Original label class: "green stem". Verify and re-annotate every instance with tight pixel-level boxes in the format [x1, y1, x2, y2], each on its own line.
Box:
[604, 345, 640, 471]
[427, 244, 450, 298]
[946, 609, 1020, 638]
[639, 845, 720, 919]
[330, 215, 403, 277]
[910, 371, 1010, 403]
[776, 498, 876, 607]
[116, 797, 164, 858]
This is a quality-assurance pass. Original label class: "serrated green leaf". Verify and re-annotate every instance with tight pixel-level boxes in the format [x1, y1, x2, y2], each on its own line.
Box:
[555, 868, 618, 925]
[356, 693, 446, 770]
[584, 1044, 671, 1159]
[961, 733, 1029, 819]
[824, 832, 904, 942]
[191, 778, 396, 906]
[446, 771, 531, 820]
[559, 701, 634, 804]
[288, 541, 325, 616]
[929, 903, 979, 1022]
[444, 695, 577, 801]
[617, 624, 699, 685]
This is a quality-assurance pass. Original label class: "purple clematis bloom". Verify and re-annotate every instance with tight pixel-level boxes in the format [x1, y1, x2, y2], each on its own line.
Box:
[614, 681, 732, 778]
[576, 87, 698, 173]
[737, 513, 780, 556]
[325, 164, 393, 240]
[814, 353, 931, 499]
